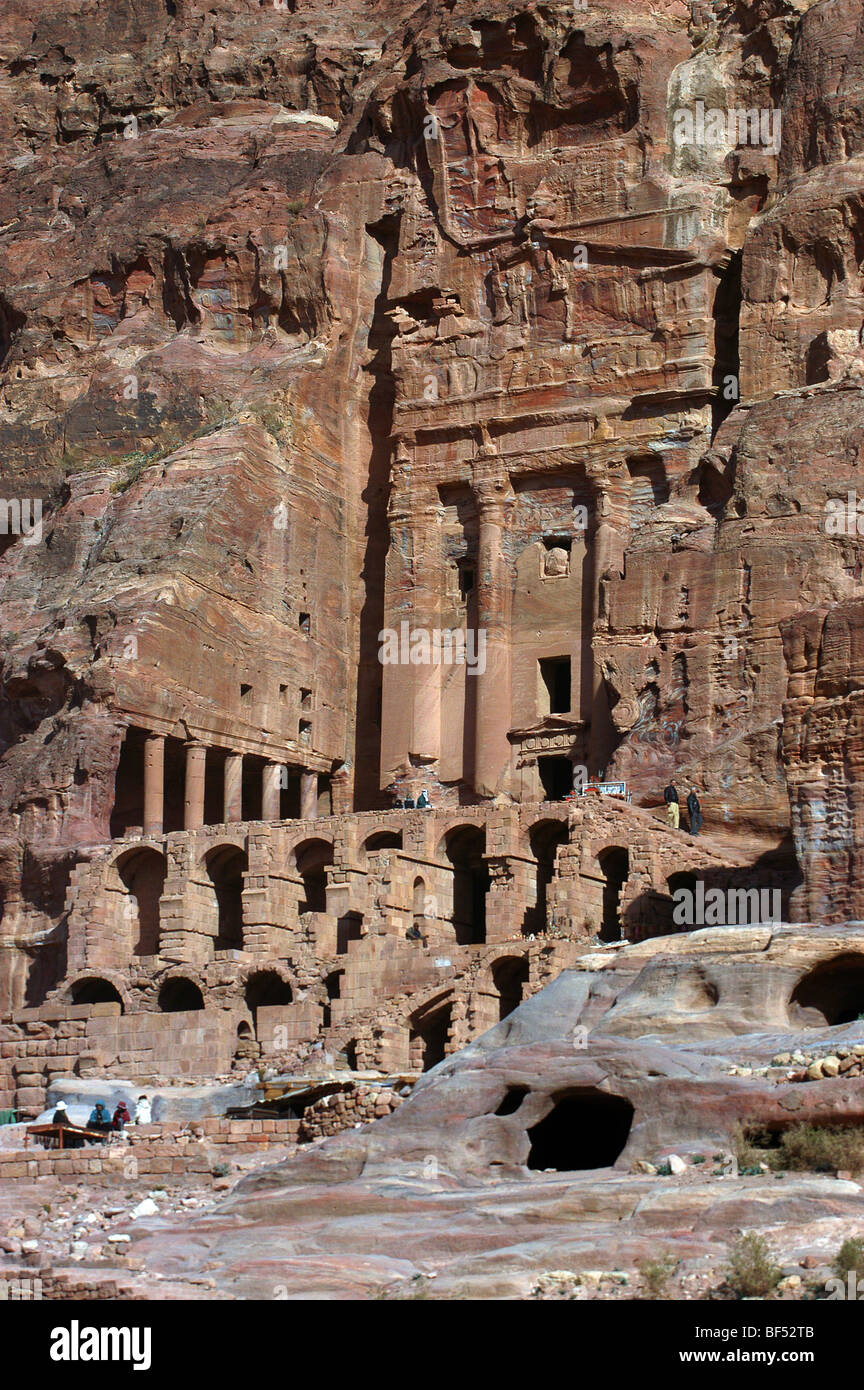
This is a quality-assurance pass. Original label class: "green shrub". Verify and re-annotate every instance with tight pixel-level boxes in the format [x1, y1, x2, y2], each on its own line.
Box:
[724, 1233, 783, 1298]
[736, 1123, 864, 1175]
[638, 1253, 677, 1298]
[833, 1237, 864, 1281]
[777, 1124, 864, 1174]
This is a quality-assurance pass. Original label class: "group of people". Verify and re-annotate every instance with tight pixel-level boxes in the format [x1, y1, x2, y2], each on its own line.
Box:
[50, 1094, 153, 1146]
[663, 784, 703, 835]
[392, 788, 431, 809]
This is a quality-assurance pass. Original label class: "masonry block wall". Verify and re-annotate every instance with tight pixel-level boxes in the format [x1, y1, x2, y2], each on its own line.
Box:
[0, 797, 749, 1112]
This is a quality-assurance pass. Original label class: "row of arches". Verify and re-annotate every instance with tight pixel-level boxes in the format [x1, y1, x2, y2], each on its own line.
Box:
[69, 968, 294, 1031]
[112, 826, 733, 958]
[115, 837, 333, 957]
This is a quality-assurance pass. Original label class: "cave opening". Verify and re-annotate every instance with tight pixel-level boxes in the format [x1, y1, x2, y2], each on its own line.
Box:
[495, 1085, 530, 1116]
[790, 954, 864, 1027]
[711, 249, 742, 439]
[527, 1089, 634, 1170]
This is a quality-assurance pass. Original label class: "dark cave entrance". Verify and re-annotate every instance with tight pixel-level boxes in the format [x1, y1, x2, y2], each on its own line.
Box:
[711, 249, 742, 440]
[790, 954, 864, 1027]
[527, 1089, 634, 1171]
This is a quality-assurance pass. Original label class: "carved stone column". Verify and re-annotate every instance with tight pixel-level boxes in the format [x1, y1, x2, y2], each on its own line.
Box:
[183, 741, 207, 831]
[300, 770, 319, 820]
[471, 443, 514, 798]
[587, 465, 628, 775]
[223, 753, 243, 823]
[143, 734, 165, 836]
[262, 761, 283, 821]
[380, 441, 444, 795]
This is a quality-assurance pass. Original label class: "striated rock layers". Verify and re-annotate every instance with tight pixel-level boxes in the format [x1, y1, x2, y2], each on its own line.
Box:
[124, 925, 864, 1299]
[2, 0, 864, 978]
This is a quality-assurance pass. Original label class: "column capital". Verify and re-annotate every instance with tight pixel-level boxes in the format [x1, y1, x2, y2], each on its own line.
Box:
[471, 451, 513, 517]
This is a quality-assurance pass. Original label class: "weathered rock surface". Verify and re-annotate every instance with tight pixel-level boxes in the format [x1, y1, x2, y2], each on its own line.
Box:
[4, 0, 864, 1303]
[117, 926, 864, 1298]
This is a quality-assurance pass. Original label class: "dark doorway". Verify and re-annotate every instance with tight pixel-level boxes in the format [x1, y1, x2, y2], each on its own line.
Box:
[444, 825, 488, 943]
[203, 746, 228, 825]
[538, 756, 572, 801]
[526, 819, 569, 933]
[365, 830, 402, 852]
[323, 970, 343, 1027]
[245, 970, 293, 1036]
[337, 912, 363, 954]
[70, 978, 124, 1011]
[539, 656, 571, 715]
[492, 956, 529, 1020]
[241, 753, 267, 822]
[598, 847, 629, 941]
[162, 736, 187, 833]
[158, 977, 204, 1012]
[527, 1090, 634, 1171]
[205, 845, 247, 950]
[666, 869, 698, 934]
[410, 1004, 451, 1071]
[110, 727, 145, 837]
[295, 838, 333, 914]
[790, 954, 864, 1027]
[280, 767, 301, 819]
[117, 847, 165, 956]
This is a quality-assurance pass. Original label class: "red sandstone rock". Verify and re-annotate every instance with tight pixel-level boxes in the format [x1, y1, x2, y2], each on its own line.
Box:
[2, 0, 864, 1178]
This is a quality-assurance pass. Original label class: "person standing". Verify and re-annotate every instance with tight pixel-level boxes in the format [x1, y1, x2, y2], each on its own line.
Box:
[134, 1095, 152, 1125]
[663, 783, 680, 830]
[687, 789, 703, 836]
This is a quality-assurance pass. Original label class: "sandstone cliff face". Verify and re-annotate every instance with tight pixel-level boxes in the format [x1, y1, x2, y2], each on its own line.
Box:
[1, 0, 864, 951]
